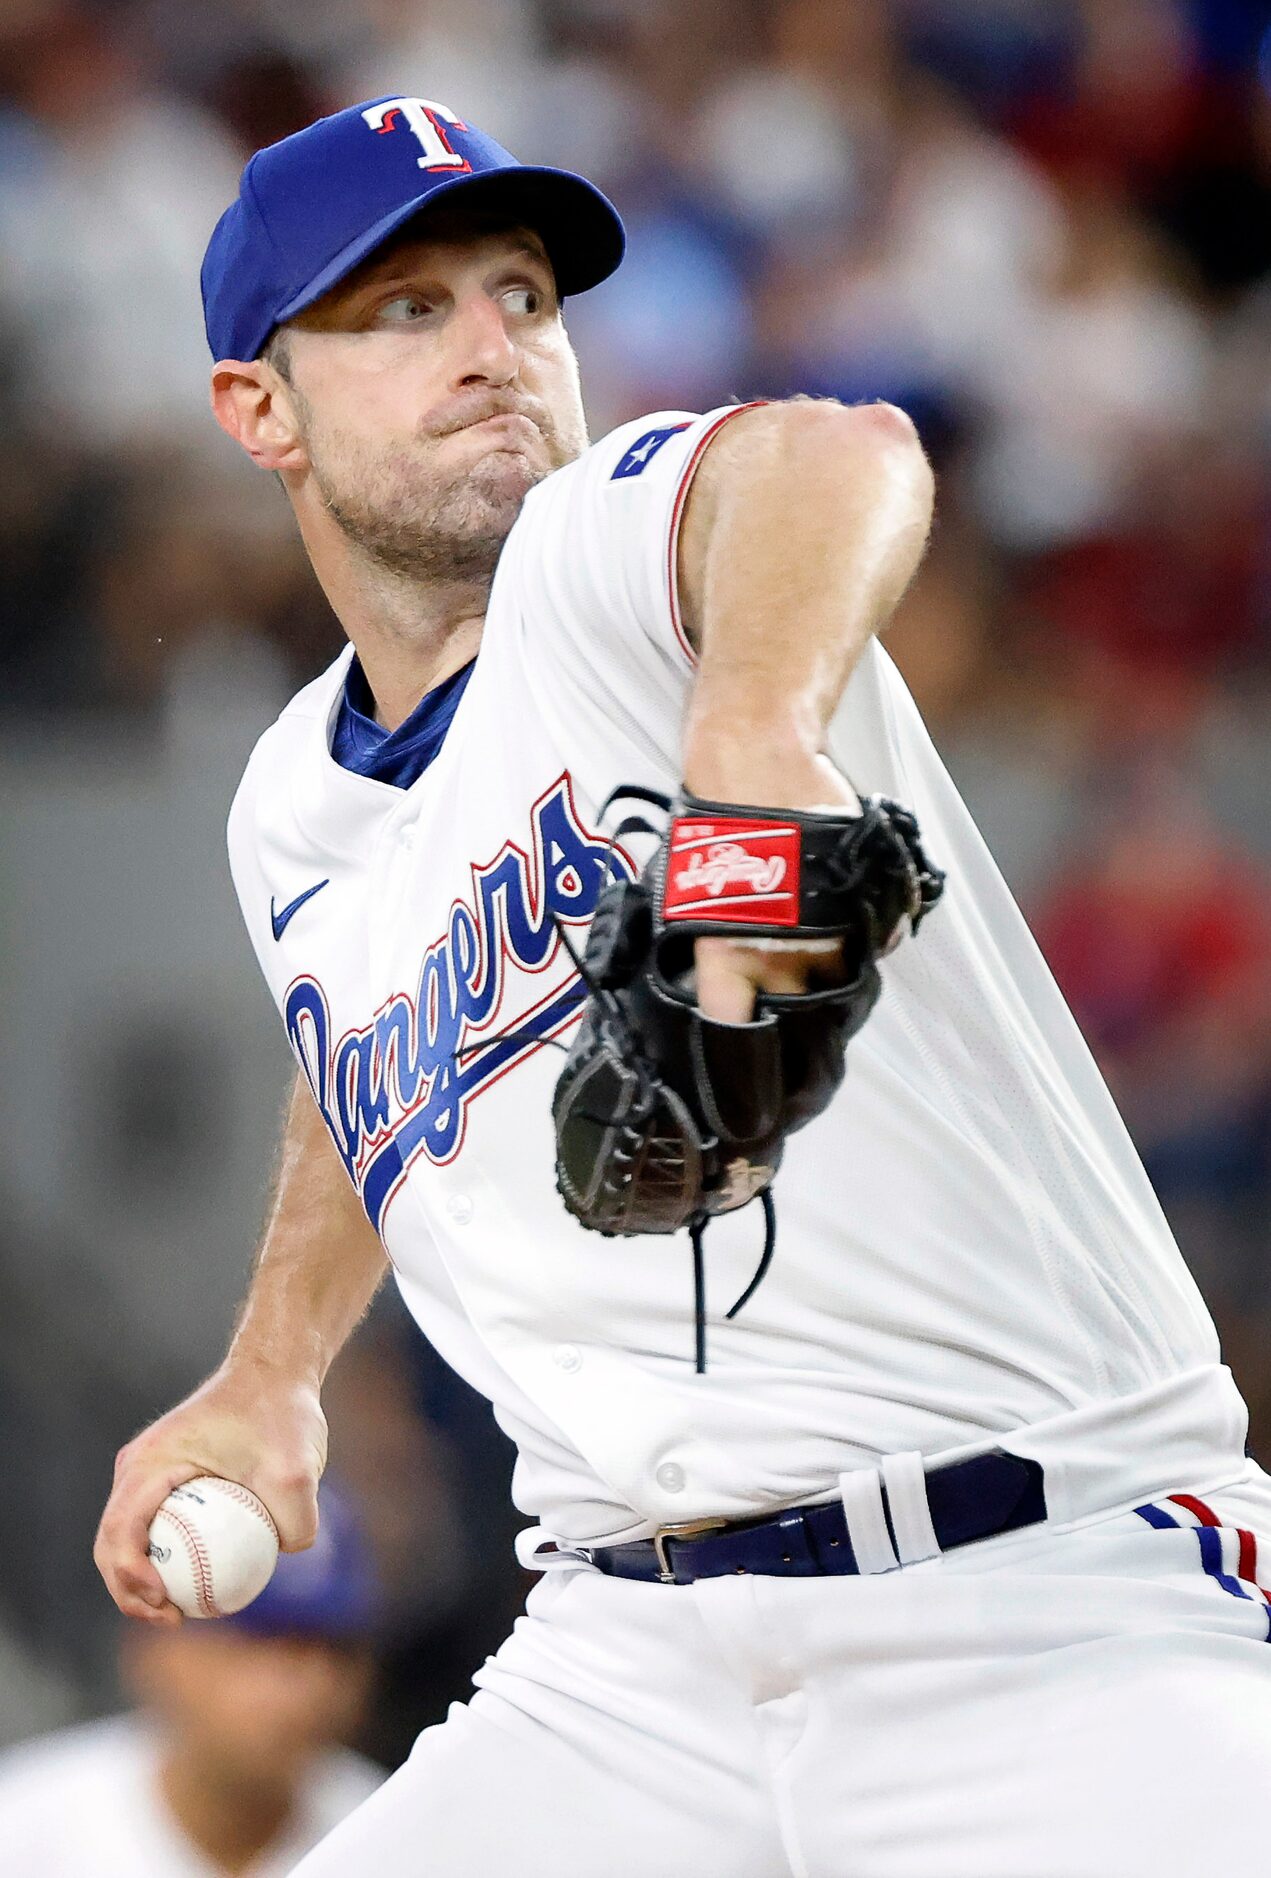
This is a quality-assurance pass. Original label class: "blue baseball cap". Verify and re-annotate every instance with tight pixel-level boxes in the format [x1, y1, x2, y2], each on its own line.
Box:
[201, 94, 626, 362]
[226, 1481, 380, 1644]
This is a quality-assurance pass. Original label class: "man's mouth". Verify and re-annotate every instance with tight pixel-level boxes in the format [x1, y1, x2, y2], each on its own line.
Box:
[459, 412, 541, 441]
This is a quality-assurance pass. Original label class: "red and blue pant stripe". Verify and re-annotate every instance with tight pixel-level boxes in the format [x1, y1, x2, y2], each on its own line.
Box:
[1135, 1492, 1271, 1638]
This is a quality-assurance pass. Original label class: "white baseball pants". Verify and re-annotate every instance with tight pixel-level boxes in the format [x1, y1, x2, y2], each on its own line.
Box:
[292, 1463, 1271, 1877]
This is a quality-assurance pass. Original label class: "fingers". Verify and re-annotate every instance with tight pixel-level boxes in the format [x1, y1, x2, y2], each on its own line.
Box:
[94, 1447, 198, 1625]
[244, 1399, 326, 1552]
[95, 1451, 320, 1623]
[694, 936, 842, 1023]
[94, 1376, 327, 1615]
[248, 1463, 321, 1554]
[693, 938, 758, 1024]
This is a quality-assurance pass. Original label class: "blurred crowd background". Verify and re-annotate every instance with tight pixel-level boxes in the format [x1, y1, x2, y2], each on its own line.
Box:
[1, 0, 1268, 1836]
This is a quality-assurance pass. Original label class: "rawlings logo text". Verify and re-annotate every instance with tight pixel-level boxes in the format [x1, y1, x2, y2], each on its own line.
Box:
[674, 841, 786, 898]
[663, 815, 801, 926]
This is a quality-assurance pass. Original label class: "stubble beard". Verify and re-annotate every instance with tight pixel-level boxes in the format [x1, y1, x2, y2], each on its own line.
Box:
[304, 411, 575, 588]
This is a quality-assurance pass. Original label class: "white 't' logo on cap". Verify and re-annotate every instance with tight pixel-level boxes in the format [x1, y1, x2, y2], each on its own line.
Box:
[361, 97, 470, 172]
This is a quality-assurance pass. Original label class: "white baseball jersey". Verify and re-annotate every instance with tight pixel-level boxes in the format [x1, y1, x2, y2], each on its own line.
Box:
[0, 1716, 381, 1877]
[227, 405, 1247, 1553]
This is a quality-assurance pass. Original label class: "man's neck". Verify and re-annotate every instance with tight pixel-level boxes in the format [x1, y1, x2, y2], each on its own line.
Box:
[353, 605, 484, 731]
[159, 1747, 295, 1875]
[311, 535, 488, 732]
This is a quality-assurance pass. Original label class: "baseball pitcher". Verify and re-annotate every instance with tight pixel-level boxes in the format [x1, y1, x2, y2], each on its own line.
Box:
[95, 98, 1271, 1876]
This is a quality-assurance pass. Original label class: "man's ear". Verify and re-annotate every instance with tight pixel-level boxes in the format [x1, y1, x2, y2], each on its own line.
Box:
[210, 359, 307, 473]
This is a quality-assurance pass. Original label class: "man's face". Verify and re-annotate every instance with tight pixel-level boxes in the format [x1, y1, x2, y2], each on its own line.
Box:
[123, 1625, 373, 1786]
[276, 219, 589, 584]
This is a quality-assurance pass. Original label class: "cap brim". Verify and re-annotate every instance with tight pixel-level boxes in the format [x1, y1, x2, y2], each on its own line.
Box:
[274, 165, 625, 336]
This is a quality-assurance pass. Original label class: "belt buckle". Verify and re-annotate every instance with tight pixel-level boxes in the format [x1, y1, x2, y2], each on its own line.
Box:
[651, 1517, 729, 1585]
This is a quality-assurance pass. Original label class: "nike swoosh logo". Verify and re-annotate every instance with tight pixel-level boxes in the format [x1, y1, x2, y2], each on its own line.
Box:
[270, 879, 329, 941]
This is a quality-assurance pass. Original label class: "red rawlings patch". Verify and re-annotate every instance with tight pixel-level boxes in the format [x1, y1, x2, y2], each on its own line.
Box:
[663, 816, 801, 925]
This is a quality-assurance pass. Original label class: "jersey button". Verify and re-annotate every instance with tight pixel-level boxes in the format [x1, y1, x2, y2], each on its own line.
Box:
[554, 1345, 583, 1374]
[445, 1193, 474, 1226]
[655, 1462, 686, 1494]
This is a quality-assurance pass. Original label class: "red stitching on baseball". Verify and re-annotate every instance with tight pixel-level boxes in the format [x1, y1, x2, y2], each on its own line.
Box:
[157, 1509, 219, 1618]
[202, 1477, 280, 1544]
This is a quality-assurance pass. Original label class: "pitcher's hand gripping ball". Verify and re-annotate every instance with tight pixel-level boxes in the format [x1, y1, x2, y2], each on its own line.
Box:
[553, 790, 945, 1364]
[147, 1476, 280, 1618]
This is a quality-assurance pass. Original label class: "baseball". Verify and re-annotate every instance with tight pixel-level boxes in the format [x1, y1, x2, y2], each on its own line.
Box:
[147, 1476, 279, 1619]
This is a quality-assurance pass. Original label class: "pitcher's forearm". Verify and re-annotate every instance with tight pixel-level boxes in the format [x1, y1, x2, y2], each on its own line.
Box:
[678, 399, 933, 800]
[672, 398, 935, 1022]
[226, 1073, 388, 1387]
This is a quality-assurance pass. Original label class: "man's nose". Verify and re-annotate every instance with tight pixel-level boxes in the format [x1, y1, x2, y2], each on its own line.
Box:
[450, 291, 519, 388]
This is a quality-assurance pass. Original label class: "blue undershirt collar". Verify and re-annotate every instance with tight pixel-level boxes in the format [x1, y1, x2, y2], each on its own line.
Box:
[330, 653, 476, 790]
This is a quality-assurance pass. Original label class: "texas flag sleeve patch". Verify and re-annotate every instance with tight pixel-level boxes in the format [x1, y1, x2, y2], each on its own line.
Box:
[611, 423, 692, 480]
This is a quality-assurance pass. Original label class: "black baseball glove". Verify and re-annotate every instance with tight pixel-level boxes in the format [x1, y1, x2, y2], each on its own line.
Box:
[552, 788, 945, 1368]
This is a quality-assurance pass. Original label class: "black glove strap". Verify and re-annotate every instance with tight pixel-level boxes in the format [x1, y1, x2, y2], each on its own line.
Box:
[658, 791, 944, 946]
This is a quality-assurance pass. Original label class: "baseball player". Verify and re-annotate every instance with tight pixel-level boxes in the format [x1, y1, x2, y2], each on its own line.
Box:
[6, 1487, 381, 1875]
[95, 98, 1271, 1876]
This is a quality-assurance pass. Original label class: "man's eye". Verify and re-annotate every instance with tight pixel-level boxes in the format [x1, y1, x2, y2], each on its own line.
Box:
[503, 286, 544, 317]
[377, 295, 430, 323]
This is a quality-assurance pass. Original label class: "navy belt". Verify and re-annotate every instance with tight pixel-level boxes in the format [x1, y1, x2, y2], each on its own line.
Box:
[589, 1449, 1047, 1585]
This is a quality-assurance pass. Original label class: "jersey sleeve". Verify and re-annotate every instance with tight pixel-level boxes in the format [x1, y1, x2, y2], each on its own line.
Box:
[508, 402, 767, 682]
[225, 732, 286, 1006]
